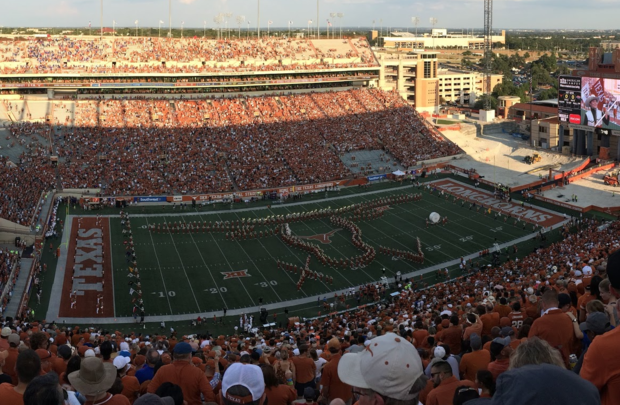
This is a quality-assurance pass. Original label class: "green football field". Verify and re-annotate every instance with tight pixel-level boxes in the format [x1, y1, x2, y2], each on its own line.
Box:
[109, 185, 539, 319]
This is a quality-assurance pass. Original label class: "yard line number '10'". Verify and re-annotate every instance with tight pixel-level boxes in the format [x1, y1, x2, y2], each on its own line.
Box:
[157, 291, 176, 298]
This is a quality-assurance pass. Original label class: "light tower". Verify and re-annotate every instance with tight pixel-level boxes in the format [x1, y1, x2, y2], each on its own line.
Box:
[411, 17, 419, 49]
[429, 18, 437, 49]
[483, 0, 493, 112]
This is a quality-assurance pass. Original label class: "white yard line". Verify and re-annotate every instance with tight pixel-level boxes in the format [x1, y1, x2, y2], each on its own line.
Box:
[234, 211, 315, 296]
[179, 217, 229, 309]
[144, 218, 174, 314]
[214, 214, 283, 303]
[161, 217, 202, 313]
[202, 223, 257, 307]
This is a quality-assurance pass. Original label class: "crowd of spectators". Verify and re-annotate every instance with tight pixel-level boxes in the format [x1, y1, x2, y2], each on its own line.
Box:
[0, 218, 618, 405]
[0, 37, 378, 75]
[0, 250, 21, 313]
[0, 88, 462, 225]
[0, 120, 55, 225]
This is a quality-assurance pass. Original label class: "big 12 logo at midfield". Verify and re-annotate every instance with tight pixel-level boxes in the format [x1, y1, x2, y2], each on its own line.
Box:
[221, 270, 251, 279]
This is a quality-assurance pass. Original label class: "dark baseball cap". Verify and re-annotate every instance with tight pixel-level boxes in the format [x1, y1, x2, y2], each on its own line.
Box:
[580, 312, 610, 335]
[173, 342, 192, 354]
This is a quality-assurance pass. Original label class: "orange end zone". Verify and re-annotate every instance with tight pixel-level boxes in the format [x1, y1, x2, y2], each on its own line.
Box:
[59, 217, 114, 318]
[430, 179, 565, 228]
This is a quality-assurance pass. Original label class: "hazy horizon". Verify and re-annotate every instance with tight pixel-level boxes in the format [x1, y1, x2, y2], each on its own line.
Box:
[1, 0, 618, 31]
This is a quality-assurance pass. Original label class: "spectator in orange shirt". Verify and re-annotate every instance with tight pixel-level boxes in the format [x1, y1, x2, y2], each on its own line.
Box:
[462, 313, 483, 342]
[494, 297, 511, 319]
[147, 342, 215, 405]
[581, 249, 620, 405]
[337, 333, 428, 405]
[459, 334, 490, 382]
[426, 361, 476, 405]
[320, 338, 351, 404]
[291, 345, 316, 397]
[525, 294, 540, 320]
[507, 302, 526, 330]
[0, 327, 10, 352]
[440, 316, 463, 356]
[528, 289, 575, 366]
[23, 372, 64, 405]
[487, 338, 512, 381]
[114, 356, 140, 404]
[0, 349, 41, 405]
[51, 345, 71, 377]
[578, 276, 603, 322]
[262, 364, 297, 405]
[3, 334, 20, 385]
[480, 304, 500, 338]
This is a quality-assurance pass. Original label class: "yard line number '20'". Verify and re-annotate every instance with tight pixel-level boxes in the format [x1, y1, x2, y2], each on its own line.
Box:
[210, 287, 228, 294]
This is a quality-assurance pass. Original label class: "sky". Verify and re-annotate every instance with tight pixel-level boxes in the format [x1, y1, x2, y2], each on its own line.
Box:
[1, 0, 618, 31]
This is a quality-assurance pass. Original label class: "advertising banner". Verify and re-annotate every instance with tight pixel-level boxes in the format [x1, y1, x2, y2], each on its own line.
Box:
[580, 76, 620, 130]
[134, 196, 167, 203]
[367, 174, 387, 181]
[558, 76, 582, 125]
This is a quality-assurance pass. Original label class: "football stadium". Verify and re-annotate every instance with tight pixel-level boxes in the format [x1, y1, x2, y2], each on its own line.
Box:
[0, 6, 619, 405]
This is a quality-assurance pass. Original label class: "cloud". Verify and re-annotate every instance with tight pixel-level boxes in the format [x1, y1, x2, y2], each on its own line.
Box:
[178, 0, 197, 4]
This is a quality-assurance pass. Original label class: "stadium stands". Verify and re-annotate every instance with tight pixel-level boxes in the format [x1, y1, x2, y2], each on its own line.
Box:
[0, 37, 378, 74]
[0, 88, 462, 225]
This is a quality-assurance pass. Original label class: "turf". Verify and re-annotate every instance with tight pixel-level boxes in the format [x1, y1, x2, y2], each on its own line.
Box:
[436, 119, 461, 125]
[109, 185, 537, 318]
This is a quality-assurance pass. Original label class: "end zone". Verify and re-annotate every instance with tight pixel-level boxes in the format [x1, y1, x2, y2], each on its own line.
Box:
[428, 179, 565, 228]
[56, 217, 114, 318]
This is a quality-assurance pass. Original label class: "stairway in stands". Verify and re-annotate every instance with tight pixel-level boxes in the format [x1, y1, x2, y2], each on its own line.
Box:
[308, 40, 320, 59]
[223, 161, 241, 192]
[347, 39, 359, 57]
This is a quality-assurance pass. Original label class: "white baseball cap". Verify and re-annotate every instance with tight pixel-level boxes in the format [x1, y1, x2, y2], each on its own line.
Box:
[222, 363, 265, 403]
[337, 333, 423, 401]
[113, 355, 130, 371]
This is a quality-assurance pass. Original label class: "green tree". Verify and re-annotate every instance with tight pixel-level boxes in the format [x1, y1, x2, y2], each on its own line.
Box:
[537, 87, 558, 100]
[462, 50, 473, 56]
[524, 51, 530, 59]
[473, 94, 498, 110]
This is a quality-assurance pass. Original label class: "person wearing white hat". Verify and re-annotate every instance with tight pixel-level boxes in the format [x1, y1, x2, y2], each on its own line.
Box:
[0, 327, 11, 351]
[583, 95, 609, 127]
[114, 355, 140, 403]
[337, 333, 427, 405]
[221, 363, 266, 405]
